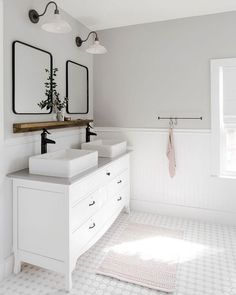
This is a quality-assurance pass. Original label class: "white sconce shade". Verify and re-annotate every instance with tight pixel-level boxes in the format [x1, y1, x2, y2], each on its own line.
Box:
[41, 14, 71, 34]
[86, 40, 107, 54]
[29, 1, 71, 34]
[75, 31, 107, 55]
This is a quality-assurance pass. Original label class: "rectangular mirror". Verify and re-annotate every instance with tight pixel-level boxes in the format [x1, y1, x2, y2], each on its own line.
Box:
[12, 41, 53, 114]
[66, 60, 89, 114]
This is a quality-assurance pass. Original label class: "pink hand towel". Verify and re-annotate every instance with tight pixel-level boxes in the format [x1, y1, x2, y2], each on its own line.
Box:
[166, 128, 176, 178]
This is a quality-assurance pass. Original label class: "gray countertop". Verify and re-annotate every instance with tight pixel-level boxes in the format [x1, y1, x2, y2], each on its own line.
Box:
[7, 151, 131, 185]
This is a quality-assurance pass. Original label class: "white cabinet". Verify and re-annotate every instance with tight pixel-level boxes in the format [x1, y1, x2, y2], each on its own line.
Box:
[10, 153, 130, 291]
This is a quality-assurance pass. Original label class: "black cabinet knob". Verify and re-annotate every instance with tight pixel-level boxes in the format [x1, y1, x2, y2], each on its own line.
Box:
[117, 196, 122, 201]
[106, 172, 111, 176]
[89, 222, 96, 229]
[89, 200, 95, 207]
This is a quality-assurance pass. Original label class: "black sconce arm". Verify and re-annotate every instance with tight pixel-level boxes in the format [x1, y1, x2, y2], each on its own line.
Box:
[38, 1, 59, 17]
[82, 31, 99, 42]
[29, 1, 59, 24]
[75, 31, 99, 47]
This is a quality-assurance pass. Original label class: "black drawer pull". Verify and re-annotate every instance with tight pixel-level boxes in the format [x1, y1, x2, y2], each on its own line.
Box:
[117, 180, 122, 184]
[106, 172, 111, 176]
[89, 200, 95, 207]
[117, 196, 122, 201]
[89, 223, 96, 229]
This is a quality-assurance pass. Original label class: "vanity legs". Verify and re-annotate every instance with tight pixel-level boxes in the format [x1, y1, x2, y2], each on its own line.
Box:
[65, 272, 72, 292]
[13, 186, 21, 275]
[124, 199, 130, 214]
[13, 255, 21, 274]
[124, 205, 130, 214]
[124, 196, 130, 214]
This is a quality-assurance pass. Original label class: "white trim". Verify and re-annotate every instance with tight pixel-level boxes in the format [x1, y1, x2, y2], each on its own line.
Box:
[95, 127, 211, 134]
[211, 58, 236, 177]
[211, 59, 224, 176]
[224, 115, 236, 125]
[0, 0, 3, 141]
[0, 255, 14, 282]
[131, 199, 236, 225]
[0, 0, 5, 282]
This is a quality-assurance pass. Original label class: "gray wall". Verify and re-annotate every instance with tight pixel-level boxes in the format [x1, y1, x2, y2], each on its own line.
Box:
[94, 11, 236, 129]
[4, 0, 93, 138]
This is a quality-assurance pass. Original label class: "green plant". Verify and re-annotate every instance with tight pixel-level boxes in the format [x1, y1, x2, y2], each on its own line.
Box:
[38, 68, 68, 112]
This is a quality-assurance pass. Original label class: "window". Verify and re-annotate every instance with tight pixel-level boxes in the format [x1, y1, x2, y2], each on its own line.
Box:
[211, 58, 236, 177]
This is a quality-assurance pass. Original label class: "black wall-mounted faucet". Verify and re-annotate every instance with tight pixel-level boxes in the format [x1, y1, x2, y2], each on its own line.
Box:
[86, 124, 97, 142]
[41, 129, 56, 154]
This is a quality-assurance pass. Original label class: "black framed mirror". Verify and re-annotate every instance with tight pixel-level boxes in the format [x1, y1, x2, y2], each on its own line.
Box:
[66, 60, 89, 114]
[12, 41, 53, 114]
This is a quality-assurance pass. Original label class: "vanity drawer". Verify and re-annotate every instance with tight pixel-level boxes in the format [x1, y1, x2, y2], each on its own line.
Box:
[72, 206, 107, 254]
[70, 169, 108, 206]
[111, 185, 129, 213]
[72, 216, 98, 253]
[108, 170, 129, 198]
[70, 155, 129, 206]
[71, 187, 107, 232]
[71, 185, 129, 260]
[104, 155, 129, 181]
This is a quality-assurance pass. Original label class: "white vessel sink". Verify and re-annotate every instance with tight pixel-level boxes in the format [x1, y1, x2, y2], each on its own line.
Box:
[29, 149, 98, 178]
[81, 139, 127, 158]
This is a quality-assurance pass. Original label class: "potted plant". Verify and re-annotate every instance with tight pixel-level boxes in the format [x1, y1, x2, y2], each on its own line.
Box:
[38, 68, 68, 121]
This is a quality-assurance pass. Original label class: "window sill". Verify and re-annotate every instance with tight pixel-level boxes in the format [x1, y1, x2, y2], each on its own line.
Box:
[212, 173, 236, 180]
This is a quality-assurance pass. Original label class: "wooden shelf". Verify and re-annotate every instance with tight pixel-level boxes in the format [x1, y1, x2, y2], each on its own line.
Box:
[13, 119, 93, 133]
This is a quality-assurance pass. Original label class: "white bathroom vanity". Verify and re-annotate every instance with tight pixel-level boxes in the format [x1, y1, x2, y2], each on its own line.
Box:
[8, 152, 130, 291]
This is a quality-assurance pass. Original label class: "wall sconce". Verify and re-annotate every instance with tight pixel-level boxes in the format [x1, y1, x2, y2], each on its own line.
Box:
[29, 1, 71, 34]
[75, 31, 107, 54]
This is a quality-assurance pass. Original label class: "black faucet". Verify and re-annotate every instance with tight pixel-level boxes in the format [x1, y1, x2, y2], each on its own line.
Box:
[86, 124, 97, 142]
[41, 129, 56, 154]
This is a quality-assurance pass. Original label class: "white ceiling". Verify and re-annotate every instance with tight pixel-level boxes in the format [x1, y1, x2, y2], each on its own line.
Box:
[57, 0, 236, 31]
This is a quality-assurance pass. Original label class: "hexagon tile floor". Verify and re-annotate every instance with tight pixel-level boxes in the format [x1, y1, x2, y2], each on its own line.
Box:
[1, 211, 236, 295]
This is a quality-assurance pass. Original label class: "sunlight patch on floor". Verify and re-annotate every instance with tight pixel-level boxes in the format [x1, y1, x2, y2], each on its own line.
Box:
[105, 236, 222, 264]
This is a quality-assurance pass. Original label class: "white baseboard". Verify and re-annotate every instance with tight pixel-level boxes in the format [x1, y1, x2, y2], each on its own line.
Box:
[0, 255, 14, 282]
[131, 199, 236, 225]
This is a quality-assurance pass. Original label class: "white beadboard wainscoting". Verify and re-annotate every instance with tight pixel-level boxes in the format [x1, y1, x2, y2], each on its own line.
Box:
[95, 127, 236, 225]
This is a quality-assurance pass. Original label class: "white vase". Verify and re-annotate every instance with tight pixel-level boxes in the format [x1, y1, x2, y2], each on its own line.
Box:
[52, 107, 57, 121]
[56, 109, 65, 121]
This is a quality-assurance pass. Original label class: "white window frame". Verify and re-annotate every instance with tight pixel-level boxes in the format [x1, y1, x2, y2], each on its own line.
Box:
[211, 58, 236, 177]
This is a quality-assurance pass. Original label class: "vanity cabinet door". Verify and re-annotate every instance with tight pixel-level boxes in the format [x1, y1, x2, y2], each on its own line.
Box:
[17, 187, 65, 260]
